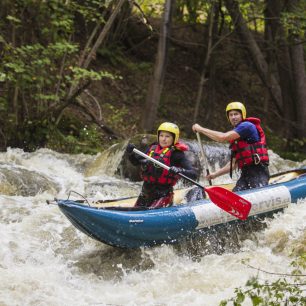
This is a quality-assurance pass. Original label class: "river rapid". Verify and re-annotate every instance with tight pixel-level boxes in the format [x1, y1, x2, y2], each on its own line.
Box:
[0, 148, 305, 306]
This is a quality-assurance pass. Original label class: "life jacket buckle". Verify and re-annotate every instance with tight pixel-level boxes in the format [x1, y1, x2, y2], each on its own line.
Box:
[253, 153, 260, 165]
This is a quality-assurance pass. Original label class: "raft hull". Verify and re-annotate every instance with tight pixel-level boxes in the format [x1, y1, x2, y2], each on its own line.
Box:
[57, 172, 306, 248]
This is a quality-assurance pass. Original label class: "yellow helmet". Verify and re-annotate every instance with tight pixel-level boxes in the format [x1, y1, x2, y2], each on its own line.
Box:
[157, 122, 180, 144]
[226, 102, 246, 120]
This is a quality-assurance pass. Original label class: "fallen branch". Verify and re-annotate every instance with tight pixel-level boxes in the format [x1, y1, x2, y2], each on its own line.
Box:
[75, 97, 120, 139]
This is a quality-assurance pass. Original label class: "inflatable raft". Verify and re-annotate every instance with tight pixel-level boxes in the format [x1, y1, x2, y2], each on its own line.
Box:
[54, 168, 306, 248]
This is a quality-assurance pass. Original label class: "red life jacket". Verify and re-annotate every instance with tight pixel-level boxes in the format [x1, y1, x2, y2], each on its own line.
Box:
[142, 142, 188, 186]
[230, 117, 269, 169]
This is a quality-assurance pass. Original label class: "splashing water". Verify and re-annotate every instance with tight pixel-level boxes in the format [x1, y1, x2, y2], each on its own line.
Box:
[0, 148, 305, 306]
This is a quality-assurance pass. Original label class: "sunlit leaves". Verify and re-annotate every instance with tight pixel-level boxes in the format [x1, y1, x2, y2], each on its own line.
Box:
[0, 0, 118, 151]
[0, 0, 116, 106]
[0, 72, 6, 82]
[6, 15, 21, 25]
[71, 0, 110, 23]
[281, 9, 306, 37]
[138, 0, 165, 17]
[70, 67, 115, 84]
[3, 42, 78, 88]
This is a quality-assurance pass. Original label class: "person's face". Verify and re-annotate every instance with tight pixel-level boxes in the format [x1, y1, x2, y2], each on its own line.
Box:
[159, 131, 174, 148]
[228, 110, 243, 127]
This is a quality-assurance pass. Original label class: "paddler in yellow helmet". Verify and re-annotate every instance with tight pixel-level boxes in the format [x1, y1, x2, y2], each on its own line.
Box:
[192, 102, 269, 191]
[126, 122, 197, 208]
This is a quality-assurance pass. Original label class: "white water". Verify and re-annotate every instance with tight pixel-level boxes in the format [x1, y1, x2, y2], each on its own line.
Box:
[0, 148, 305, 306]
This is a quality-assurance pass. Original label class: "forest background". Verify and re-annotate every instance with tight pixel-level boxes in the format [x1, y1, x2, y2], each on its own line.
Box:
[1, 1, 306, 302]
[0, 0, 305, 161]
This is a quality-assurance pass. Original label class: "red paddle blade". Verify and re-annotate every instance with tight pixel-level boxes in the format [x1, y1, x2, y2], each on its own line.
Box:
[205, 186, 251, 220]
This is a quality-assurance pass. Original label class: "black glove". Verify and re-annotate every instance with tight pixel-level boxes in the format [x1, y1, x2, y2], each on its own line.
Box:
[169, 166, 185, 175]
[126, 143, 136, 154]
[139, 159, 149, 170]
[139, 159, 149, 166]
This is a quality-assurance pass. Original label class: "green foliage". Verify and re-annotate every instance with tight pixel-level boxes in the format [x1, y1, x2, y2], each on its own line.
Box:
[70, 67, 115, 84]
[1, 1, 113, 93]
[281, 2, 306, 37]
[0, 0, 305, 154]
[5, 119, 51, 151]
[3, 42, 77, 89]
[0, 0, 116, 150]
[266, 129, 306, 162]
[103, 103, 129, 128]
[96, 45, 150, 73]
[71, 0, 109, 23]
[44, 111, 118, 154]
[279, 138, 306, 162]
[220, 255, 306, 306]
[46, 123, 103, 154]
[138, 0, 165, 18]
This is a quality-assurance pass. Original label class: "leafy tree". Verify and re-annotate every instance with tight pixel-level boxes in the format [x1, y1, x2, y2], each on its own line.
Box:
[0, 0, 124, 150]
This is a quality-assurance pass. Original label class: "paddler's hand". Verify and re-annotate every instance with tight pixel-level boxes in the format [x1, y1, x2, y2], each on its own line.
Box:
[205, 172, 217, 180]
[205, 174, 213, 181]
[192, 123, 202, 133]
[169, 166, 185, 175]
[126, 143, 136, 154]
[139, 159, 149, 170]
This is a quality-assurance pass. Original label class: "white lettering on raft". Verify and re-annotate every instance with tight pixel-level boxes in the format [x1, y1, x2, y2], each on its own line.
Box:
[129, 219, 144, 223]
[192, 186, 291, 229]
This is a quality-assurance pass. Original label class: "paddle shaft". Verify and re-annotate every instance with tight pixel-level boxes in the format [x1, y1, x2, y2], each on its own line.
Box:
[134, 148, 206, 189]
[196, 132, 212, 186]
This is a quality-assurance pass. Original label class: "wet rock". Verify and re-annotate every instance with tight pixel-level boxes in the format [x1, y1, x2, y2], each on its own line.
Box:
[0, 164, 60, 196]
[85, 134, 156, 181]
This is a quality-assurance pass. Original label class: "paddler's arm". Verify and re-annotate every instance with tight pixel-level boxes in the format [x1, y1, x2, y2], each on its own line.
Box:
[192, 124, 240, 142]
[205, 159, 237, 180]
[126, 143, 148, 166]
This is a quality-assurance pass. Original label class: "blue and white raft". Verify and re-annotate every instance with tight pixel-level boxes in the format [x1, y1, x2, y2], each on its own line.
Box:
[54, 168, 306, 249]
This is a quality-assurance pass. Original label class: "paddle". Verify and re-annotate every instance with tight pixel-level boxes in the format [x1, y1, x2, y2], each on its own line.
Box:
[196, 132, 212, 186]
[133, 148, 251, 220]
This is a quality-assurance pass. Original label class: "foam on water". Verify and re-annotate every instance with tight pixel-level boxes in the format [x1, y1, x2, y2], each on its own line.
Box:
[0, 148, 305, 306]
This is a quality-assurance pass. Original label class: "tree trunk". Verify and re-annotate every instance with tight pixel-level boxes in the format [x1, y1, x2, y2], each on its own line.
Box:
[265, 0, 306, 139]
[288, 0, 306, 138]
[66, 0, 128, 100]
[265, 0, 296, 139]
[82, 0, 127, 70]
[224, 0, 283, 115]
[55, 0, 128, 123]
[193, 2, 215, 123]
[141, 0, 173, 132]
[290, 39, 306, 138]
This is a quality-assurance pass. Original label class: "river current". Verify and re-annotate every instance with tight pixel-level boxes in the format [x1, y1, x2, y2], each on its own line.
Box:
[0, 148, 305, 306]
